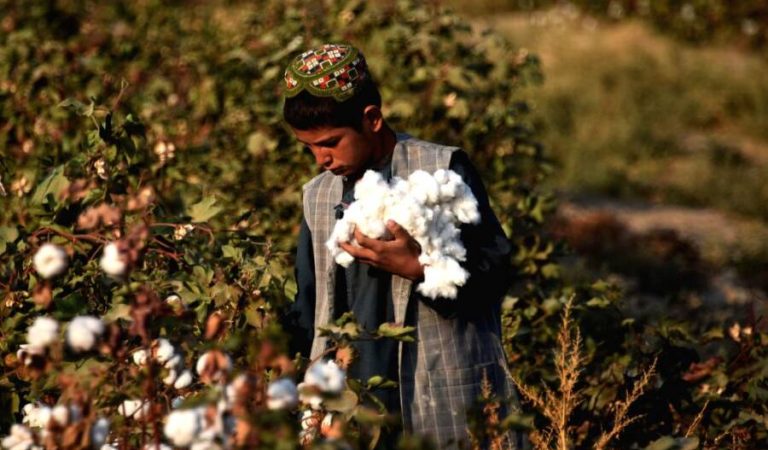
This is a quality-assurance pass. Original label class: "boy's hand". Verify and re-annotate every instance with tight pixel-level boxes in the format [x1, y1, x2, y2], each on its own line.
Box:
[339, 220, 425, 281]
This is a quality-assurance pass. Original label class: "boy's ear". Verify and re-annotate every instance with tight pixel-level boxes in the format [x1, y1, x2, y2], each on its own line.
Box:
[362, 105, 384, 133]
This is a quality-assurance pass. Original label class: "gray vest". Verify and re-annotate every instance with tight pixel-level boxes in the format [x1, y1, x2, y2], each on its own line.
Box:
[302, 133, 524, 449]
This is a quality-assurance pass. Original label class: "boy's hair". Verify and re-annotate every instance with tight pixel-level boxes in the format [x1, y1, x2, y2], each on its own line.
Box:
[282, 76, 382, 131]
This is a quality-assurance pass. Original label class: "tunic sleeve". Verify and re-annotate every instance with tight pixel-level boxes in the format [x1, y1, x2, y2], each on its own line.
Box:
[284, 218, 316, 358]
[414, 150, 513, 318]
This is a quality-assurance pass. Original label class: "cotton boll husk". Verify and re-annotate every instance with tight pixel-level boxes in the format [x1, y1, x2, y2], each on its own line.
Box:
[297, 383, 323, 410]
[27, 316, 59, 348]
[163, 408, 202, 447]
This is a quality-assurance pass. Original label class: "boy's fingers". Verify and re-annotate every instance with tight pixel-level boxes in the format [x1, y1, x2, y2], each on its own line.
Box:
[353, 228, 382, 251]
[339, 241, 378, 263]
[386, 220, 409, 240]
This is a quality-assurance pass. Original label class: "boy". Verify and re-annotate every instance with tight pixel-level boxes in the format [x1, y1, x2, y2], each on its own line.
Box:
[282, 43, 525, 449]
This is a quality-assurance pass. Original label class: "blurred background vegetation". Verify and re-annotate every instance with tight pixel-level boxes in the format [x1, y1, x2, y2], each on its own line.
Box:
[447, 0, 768, 326]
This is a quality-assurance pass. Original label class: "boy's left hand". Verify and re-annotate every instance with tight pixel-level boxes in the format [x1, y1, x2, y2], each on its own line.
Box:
[339, 220, 424, 281]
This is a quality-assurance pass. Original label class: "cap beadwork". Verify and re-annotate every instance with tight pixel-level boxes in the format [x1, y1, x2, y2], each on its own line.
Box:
[283, 44, 370, 102]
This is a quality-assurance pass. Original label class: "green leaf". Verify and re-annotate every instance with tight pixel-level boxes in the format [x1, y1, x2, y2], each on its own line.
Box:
[247, 131, 277, 158]
[102, 303, 132, 322]
[324, 389, 358, 414]
[31, 166, 69, 207]
[376, 322, 415, 342]
[0, 226, 19, 255]
[221, 245, 244, 263]
[187, 196, 222, 223]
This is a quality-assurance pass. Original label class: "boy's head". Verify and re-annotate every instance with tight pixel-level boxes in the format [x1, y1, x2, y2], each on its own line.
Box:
[283, 44, 392, 179]
[282, 44, 382, 131]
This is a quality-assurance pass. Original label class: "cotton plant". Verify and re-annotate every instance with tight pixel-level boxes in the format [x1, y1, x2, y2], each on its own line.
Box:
[131, 338, 194, 389]
[327, 169, 480, 299]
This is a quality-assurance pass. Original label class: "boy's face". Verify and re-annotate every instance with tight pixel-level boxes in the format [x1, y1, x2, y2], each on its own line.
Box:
[292, 125, 377, 179]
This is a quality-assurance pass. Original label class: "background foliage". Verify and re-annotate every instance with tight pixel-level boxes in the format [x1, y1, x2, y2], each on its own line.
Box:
[1, 0, 768, 449]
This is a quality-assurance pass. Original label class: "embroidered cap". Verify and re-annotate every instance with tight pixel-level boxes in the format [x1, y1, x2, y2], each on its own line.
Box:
[283, 44, 370, 102]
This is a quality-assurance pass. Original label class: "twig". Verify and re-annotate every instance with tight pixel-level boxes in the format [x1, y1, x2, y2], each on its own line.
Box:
[593, 358, 657, 450]
[686, 399, 709, 438]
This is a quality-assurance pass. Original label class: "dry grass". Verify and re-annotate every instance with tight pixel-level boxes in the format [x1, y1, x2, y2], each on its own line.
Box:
[513, 296, 657, 450]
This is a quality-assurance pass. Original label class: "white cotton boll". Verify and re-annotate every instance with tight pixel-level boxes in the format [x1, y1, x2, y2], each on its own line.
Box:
[99, 242, 126, 277]
[353, 171, 388, 201]
[195, 351, 232, 383]
[143, 445, 172, 450]
[163, 369, 178, 386]
[101, 446, 117, 450]
[327, 168, 478, 299]
[163, 408, 202, 447]
[298, 360, 346, 409]
[66, 316, 104, 352]
[118, 400, 149, 420]
[164, 354, 183, 370]
[451, 195, 480, 224]
[27, 317, 59, 348]
[190, 441, 224, 450]
[2, 424, 35, 450]
[334, 251, 355, 267]
[91, 417, 110, 448]
[33, 243, 68, 279]
[154, 338, 175, 365]
[417, 258, 469, 299]
[304, 360, 345, 394]
[22, 403, 51, 429]
[408, 170, 440, 204]
[267, 378, 299, 410]
[51, 405, 70, 426]
[132, 349, 148, 366]
[174, 370, 193, 389]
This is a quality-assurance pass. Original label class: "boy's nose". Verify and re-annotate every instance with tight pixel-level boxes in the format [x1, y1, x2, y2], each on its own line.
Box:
[315, 152, 332, 168]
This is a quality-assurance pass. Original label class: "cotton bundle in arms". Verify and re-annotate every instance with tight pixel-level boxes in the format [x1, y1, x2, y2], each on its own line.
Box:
[326, 169, 480, 299]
